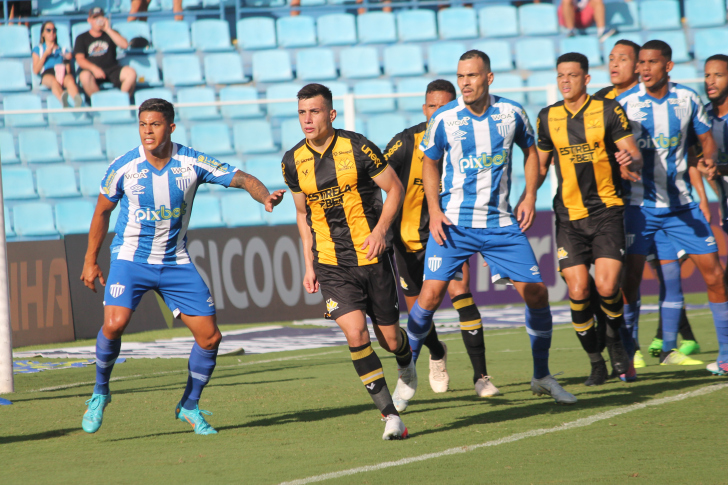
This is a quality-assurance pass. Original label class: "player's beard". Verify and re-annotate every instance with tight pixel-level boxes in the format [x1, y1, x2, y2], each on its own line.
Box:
[708, 85, 728, 107]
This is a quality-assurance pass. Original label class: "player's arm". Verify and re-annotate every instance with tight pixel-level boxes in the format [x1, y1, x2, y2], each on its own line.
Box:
[688, 163, 712, 224]
[697, 130, 719, 179]
[229, 170, 285, 212]
[80, 194, 117, 293]
[292, 191, 318, 294]
[101, 17, 129, 49]
[367, 166, 404, 260]
[423, 153, 450, 245]
[614, 135, 643, 182]
[516, 144, 539, 231]
[535, 109, 553, 189]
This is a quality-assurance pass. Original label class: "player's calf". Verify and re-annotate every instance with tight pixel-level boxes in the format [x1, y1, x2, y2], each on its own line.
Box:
[350, 342, 402, 423]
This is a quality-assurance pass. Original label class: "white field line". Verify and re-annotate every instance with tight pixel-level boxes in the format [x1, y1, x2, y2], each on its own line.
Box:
[280, 383, 728, 485]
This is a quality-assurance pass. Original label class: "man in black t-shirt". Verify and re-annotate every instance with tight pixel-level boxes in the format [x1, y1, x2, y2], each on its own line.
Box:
[74, 7, 137, 101]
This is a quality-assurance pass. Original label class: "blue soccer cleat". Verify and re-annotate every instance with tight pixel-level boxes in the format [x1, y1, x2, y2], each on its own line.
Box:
[175, 401, 218, 435]
[82, 392, 112, 433]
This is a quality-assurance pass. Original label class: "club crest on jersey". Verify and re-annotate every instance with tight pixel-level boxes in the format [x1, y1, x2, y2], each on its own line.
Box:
[326, 298, 339, 313]
[496, 123, 512, 138]
[428, 255, 442, 272]
[673, 107, 689, 121]
[400, 277, 409, 290]
[557, 247, 568, 260]
[129, 184, 144, 195]
[176, 177, 191, 191]
[109, 283, 125, 298]
[337, 159, 354, 172]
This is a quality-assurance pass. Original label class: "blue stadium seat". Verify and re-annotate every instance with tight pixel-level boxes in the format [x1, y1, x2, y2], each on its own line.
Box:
[204, 53, 246, 85]
[397, 10, 437, 42]
[265, 83, 303, 117]
[340, 47, 380, 79]
[30, 22, 72, 51]
[62, 128, 105, 162]
[354, 80, 394, 113]
[120, 55, 163, 87]
[252, 50, 293, 83]
[332, 116, 366, 136]
[266, 193, 296, 225]
[18, 130, 62, 163]
[491, 73, 525, 105]
[79, 163, 107, 197]
[670, 64, 701, 93]
[71, 23, 89, 45]
[5, 207, 15, 238]
[640, 0, 681, 30]
[357, 12, 397, 44]
[328, 81, 348, 112]
[162, 54, 204, 87]
[602, 32, 642, 60]
[220, 192, 264, 227]
[645, 31, 690, 63]
[134, 87, 174, 105]
[105, 125, 139, 160]
[471, 40, 512, 72]
[428, 42, 466, 75]
[560, 36, 602, 67]
[151, 21, 193, 53]
[172, 123, 188, 146]
[280, 118, 301, 151]
[685, 0, 726, 28]
[13, 202, 57, 236]
[0, 26, 31, 58]
[0, 131, 19, 164]
[91, 90, 135, 124]
[190, 123, 235, 156]
[236, 17, 277, 50]
[694, 28, 728, 62]
[36, 164, 80, 198]
[519, 3, 558, 36]
[384, 45, 424, 77]
[438, 7, 478, 40]
[587, 70, 610, 95]
[2, 167, 36, 199]
[113, 21, 154, 53]
[605, 1, 640, 32]
[367, 114, 407, 149]
[296, 48, 337, 81]
[37, 0, 75, 15]
[526, 70, 558, 106]
[54, 199, 95, 235]
[191, 19, 233, 52]
[219, 86, 263, 119]
[246, 156, 285, 190]
[3, 94, 46, 128]
[478, 5, 519, 38]
[233, 120, 277, 154]
[188, 194, 224, 229]
[0, 60, 29, 92]
[396, 78, 429, 112]
[47, 94, 91, 127]
[515, 38, 556, 70]
[177, 87, 221, 121]
[276, 16, 316, 48]
[317, 14, 357, 46]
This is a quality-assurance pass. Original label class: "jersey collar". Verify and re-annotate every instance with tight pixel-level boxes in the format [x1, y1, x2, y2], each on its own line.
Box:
[305, 129, 338, 158]
[563, 95, 591, 118]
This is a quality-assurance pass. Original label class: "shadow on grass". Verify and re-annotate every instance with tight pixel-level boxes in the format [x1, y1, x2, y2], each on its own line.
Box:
[0, 428, 78, 444]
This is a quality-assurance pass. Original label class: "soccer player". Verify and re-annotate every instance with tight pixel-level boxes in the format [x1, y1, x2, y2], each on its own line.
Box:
[536, 52, 642, 386]
[617, 40, 727, 373]
[79, 98, 285, 435]
[594, 39, 641, 101]
[384, 79, 499, 402]
[282, 83, 411, 439]
[404, 50, 577, 407]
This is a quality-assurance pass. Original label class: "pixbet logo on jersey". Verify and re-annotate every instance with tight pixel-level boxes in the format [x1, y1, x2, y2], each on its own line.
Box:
[637, 132, 683, 150]
[458, 149, 509, 172]
[135, 202, 188, 223]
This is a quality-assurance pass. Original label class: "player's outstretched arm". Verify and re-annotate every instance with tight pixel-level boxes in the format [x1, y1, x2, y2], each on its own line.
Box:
[696, 131, 719, 180]
[423, 154, 450, 245]
[229, 170, 286, 212]
[516, 144, 539, 231]
[80, 194, 116, 293]
[365, 166, 404, 260]
[293, 192, 318, 294]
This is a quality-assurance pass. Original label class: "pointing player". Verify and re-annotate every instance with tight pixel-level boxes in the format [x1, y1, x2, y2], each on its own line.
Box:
[404, 50, 576, 408]
[282, 84, 411, 439]
[79, 98, 285, 435]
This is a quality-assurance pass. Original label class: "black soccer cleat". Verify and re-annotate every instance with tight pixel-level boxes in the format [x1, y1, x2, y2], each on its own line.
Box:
[606, 338, 630, 375]
[585, 360, 608, 386]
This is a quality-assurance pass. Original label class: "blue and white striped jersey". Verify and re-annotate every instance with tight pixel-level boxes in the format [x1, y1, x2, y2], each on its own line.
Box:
[419, 95, 534, 228]
[616, 82, 711, 208]
[101, 143, 238, 265]
[707, 105, 728, 224]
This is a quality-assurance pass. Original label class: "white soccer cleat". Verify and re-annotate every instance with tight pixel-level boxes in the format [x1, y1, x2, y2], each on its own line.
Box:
[475, 375, 501, 397]
[429, 343, 449, 393]
[531, 374, 577, 404]
[392, 359, 417, 412]
[382, 414, 409, 440]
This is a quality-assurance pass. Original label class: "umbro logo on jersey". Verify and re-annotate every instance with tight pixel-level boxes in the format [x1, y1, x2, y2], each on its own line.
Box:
[497, 123, 512, 138]
[130, 184, 144, 195]
[176, 177, 191, 191]
[631, 111, 648, 121]
[451, 129, 467, 141]
[109, 283, 125, 298]
[428, 255, 442, 272]
[125, 169, 149, 180]
[706, 236, 716, 246]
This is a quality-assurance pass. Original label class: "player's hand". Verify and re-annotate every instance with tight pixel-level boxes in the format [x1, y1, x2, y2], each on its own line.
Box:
[80, 261, 105, 293]
[615, 149, 633, 166]
[361, 228, 386, 261]
[698, 157, 718, 180]
[620, 163, 640, 182]
[263, 189, 286, 212]
[515, 193, 536, 231]
[700, 198, 712, 224]
[303, 268, 319, 294]
[429, 210, 452, 246]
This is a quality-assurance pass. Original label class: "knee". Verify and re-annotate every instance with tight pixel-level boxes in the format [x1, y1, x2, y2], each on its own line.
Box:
[79, 71, 93, 85]
[418, 284, 444, 311]
[199, 329, 222, 350]
[103, 314, 128, 338]
[525, 283, 549, 308]
[379, 332, 399, 353]
[595, 280, 619, 298]
[568, 283, 590, 301]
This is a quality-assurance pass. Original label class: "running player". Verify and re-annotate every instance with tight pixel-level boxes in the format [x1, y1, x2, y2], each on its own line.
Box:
[282, 83, 411, 439]
[384, 79, 499, 403]
[80, 98, 285, 435]
[404, 50, 576, 407]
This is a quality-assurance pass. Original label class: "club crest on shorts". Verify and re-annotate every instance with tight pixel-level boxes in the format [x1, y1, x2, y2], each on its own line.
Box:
[326, 298, 339, 313]
[428, 255, 442, 272]
[176, 177, 191, 191]
[557, 247, 568, 260]
[399, 277, 409, 290]
[109, 283, 125, 298]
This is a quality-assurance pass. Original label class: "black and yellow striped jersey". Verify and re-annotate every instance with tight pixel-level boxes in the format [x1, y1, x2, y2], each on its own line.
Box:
[537, 95, 633, 221]
[282, 129, 389, 267]
[383, 122, 429, 253]
[593, 86, 618, 100]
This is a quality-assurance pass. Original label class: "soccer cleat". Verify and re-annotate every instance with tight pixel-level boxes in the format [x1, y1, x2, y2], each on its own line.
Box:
[584, 360, 608, 386]
[706, 362, 728, 376]
[660, 350, 704, 366]
[606, 339, 630, 375]
[392, 359, 417, 412]
[633, 349, 646, 369]
[428, 343, 449, 393]
[475, 375, 501, 397]
[531, 375, 577, 404]
[82, 392, 111, 433]
[382, 414, 408, 440]
[619, 359, 637, 382]
[678, 340, 701, 356]
[175, 402, 218, 435]
[648, 338, 663, 358]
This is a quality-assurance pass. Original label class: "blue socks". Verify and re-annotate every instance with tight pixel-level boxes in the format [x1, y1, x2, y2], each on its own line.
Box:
[94, 329, 121, 395]
[181, 343, 218, 410]
[709, 301, 728, 361]
[525, 305, 552, 379]
[621, 299, 640, 358]
[406, 301, 435, 364]
[657, 261, 683, 352]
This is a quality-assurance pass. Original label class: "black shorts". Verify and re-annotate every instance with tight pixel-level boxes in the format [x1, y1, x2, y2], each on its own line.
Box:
[41, 68, 55, 79]
[556, 206, 625, 270]
[314, 252, 400, 325]
[86, 65, 124, 88]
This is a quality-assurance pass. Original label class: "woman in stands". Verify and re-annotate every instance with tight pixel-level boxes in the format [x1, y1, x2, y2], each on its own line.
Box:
[31, 21, 83, 108]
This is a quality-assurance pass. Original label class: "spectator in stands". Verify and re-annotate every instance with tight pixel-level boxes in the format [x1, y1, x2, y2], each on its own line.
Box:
[32, 21, 83, 108]
[74, 8, 137, 102]
[129, 0, 182, 21]
[559, 0, 616, 42]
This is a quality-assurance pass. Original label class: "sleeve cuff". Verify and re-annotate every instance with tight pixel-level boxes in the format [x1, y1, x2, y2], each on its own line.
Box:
[613, 134, 633, 144]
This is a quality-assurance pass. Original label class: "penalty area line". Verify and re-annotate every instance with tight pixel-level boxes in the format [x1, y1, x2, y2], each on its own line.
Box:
[280, 382, 728, 485]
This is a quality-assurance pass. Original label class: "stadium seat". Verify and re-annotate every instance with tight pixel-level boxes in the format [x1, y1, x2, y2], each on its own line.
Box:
[265, 83, 303, 117]
[219, 86, 263, 119]
[71, 23, 89, 45]
[172, 123, 188, 146]
[113, 21, 153, 53]
[491, 73, 525, 105]
[340, 47, 380, 79]
[79, 163, 107, 197]
[296, 49, 337, 81]
[177, 87, 221, 121]
[265, 193, 296, 225]
[357, 12, 397, 44]
[252, 50, 293, 83]
[204, 53, 246, 85]
[694, 28, 728, 62]
[384, 45, 425, 77]
[396, 78, 430, 112]
[187, 194, 224, 229]
[670, 64, 701, 93]
[397, 10, 437, 42]
[62, 128, 105, 162]
[47, 95, 91, 127]
[639, 0, 681, 30]
[18, 129, 63, 163]
[120, 55, 163, 87]
[36, 164, 80, 198]
[276, 16, 316, 48]
[560, 36, 602, 67]
[332, 116, 366, 136]
[438, 7, 478, 40]
[645, 31, 690, 63]
[236, 17, 277, 50]
[54, 199, 95, 235]
[37, 0, 75, 15]
[519, 3, 558, 36]
[3, 94, 46, 128]
[135, 88, 174, 106]
[246, 157, 285, 190]
[220, 192, 264, 227]
[30, 22, 72, 51]
[478, 5, 519, 38]
[367, 114, 407, 150]
[280, 118, 301, 151]
[233, 120, 277, 154]
[0, 60, 29, 92]
[605, 1, 640, 32]
[151, 21, 193, 53]
[328, 81, 348, 112]
[105, 125, 139, 160]
[428, 42, 466, 75]
[602, 32, 642, 61]
[587, 69, 610, 95]
[190, 123, 235, 156]
[515, 38, 556, 70]
[191, 19, 233, 52]
[0, 131, 19, 164]
[471, 40, 512, 72]
[526, 70, 559, 106]
[1, 167, 36, 199]
[5, 207, 15, 237]
[0, 26, 31, 58]
[685, 0, 726, 28]
[354, 80, 394, 113]
[91, 90, 135, 124]
[13, 202, 57, 236]
[317, 14, 357, 46]
[162, 54, 204, 87]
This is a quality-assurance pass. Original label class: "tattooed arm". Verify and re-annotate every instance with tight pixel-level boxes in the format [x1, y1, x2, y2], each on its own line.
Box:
[229, 170, 286, 212]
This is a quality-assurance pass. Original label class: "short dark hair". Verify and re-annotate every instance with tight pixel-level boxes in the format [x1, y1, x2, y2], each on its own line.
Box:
[426, 79, 457, 99]
[706, 54, 728, 70]
[297, 83, 333, 109]
[614, 39, 640, 58]
[459, 50, 491, 72]
[138, 98, 174, 124]
[557, 52, 589, 74]
[642, 39, 672, 61]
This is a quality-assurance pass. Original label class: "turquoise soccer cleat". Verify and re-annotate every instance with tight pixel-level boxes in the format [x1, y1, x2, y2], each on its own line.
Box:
[175, 401, 218, 435]
[82, 392, 112, 433]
